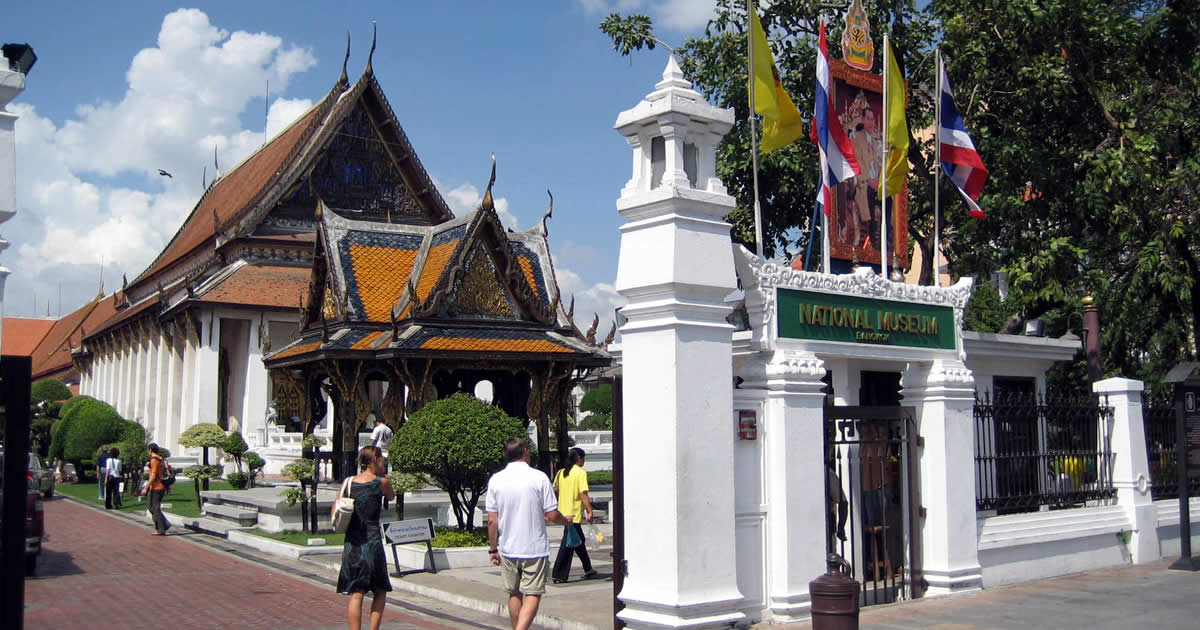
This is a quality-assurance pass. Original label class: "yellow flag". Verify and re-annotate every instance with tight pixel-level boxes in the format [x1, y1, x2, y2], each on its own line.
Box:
[750, 5, 805, 153]
[884, 40, 909, 194]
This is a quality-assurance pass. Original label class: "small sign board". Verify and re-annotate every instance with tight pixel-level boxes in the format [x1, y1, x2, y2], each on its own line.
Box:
[383, 517, 437, 576]
[1181, 379, 1200, 479]
[383, 518, 434, 544]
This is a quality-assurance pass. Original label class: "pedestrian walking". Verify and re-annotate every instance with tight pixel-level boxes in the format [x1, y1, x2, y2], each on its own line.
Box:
[550, 447, 596, 584]
[96, 447, 109, 501]
[369, 415, 393, 452]
[140, 443, 171, 535]
[486, 438, 570, 630]
[336, 446, 395, 630]
[104, 447, 123, 509]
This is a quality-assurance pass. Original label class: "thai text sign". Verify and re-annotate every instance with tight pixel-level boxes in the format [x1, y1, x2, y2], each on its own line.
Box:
[777, 288, 955, 349]
[383, 518, 434, 544]
[1182, 382, 1200, 479]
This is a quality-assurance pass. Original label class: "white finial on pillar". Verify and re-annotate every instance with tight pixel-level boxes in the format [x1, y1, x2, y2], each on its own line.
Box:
[612, 58, 745, 629]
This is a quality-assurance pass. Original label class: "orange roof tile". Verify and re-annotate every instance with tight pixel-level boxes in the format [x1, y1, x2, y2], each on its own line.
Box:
[30, 296, 118, 378]
[351, 331, 388, 350]
[419, 336, 573, 354]
[416, 239, 459, 301]
[1, 317, 56, 356]
[131, 101, 328, 289]
[197, 265, 311, 309]
[348, 244, 418, 322]
[517, 257, 539, 299]
[272, 339, 323, 360]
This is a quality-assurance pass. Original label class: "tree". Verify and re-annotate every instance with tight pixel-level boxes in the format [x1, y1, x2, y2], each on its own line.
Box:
[179, 423, 226, 491]
[61, 398, 125, 471]
[600, 2, 938, 263]
[578, 384, 613, 417]
[963, 284, 1008, 333]
[31, 379, 71, 405]
[389, 393, 526, 530]
[224, 431, 248, 473]
[244, 452, 266, 488]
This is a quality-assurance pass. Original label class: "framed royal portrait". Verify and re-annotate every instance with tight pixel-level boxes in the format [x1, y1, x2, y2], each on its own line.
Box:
[828, 59, 909, 268]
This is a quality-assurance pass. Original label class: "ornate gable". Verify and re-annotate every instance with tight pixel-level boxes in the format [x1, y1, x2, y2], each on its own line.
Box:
[445, 241, 520, 320]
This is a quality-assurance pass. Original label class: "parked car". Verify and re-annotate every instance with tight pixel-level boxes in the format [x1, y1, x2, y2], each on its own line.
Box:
[28, 452, 55, 497]
[0, 454, 46, 574]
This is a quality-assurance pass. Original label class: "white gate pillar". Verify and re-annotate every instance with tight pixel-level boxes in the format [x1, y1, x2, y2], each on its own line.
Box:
[614, 57, 744, 629]
[1094, 377, 1159, 563]
[901, 359, 983, 594]
[749, 351, 828, 621]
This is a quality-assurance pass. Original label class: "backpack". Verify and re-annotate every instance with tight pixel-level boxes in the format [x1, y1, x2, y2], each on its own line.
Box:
[155, 456, 176, 488]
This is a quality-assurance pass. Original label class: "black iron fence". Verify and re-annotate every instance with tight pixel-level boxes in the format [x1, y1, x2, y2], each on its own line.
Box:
[1144, 399, 1200, 500]
[974, 391, 1116, 513]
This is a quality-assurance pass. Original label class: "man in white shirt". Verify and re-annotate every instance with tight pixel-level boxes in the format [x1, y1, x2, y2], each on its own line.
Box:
[369, 415, 392, 451]
[486, 438, 569, 630]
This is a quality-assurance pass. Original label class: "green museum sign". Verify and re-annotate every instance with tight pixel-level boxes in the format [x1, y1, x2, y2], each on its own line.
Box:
[777, 288, 956, 350]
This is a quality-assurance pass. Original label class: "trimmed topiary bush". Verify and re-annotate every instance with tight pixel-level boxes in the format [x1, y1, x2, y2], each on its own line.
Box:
[179, 423, 226, 491]
[244, 452, 265, 488]
[224, 431, 248, 472]
[62, 398, 125, 468]
[226, 472, 249, 489]
[390, 393, 526, 530]
[31, 378, 72, 405]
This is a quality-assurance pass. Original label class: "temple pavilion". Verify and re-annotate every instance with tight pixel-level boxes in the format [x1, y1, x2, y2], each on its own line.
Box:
[68, 41, 609, 474]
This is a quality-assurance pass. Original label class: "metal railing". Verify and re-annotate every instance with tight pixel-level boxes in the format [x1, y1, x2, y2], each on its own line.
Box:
[974, 391, 1116, 513]
[1143, 399, 1200, 500]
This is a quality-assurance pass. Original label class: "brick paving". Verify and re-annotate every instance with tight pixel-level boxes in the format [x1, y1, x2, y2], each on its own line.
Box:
[23, 497, 494, 630]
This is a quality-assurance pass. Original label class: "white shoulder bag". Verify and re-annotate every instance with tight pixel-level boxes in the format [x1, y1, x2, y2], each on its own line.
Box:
[331, 478, 355, 533]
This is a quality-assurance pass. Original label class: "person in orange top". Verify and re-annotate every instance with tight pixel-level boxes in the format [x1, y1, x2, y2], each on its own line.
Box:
[139, 443, 171, 535]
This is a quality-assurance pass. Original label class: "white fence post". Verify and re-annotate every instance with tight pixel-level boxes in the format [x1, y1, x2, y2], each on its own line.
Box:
[1094, 377, 1159, 563]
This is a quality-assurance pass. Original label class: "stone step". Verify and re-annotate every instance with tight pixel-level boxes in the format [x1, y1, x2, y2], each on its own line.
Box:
[202, 502, 259, 525]
[166, 513, 250, 537]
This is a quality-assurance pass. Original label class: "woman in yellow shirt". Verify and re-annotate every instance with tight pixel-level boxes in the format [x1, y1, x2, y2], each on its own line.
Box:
[551, 448, 596, 584]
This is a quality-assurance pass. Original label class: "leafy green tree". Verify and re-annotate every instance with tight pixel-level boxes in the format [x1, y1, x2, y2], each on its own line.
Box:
[224, 431, 248, 472]
[963, 284, 1009, 333]
[182, 464, 223, 508]
[62, 398, 125, 470]
[578, 384, 613, 417]
[600, 1, 938, 265]
[389, 393, 526, 530]
[179, 423, 226, 491]
[31, 379, 71, 405]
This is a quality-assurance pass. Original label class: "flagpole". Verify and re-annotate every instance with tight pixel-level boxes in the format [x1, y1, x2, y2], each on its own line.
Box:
[748, 0, 765, 258]
[933, 48, 943, 287]
[880, 34, 890, 280]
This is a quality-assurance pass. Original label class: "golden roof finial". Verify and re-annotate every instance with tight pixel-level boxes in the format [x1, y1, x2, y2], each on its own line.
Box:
[480, 154, 497, 211]
[365, 20, 377, 76]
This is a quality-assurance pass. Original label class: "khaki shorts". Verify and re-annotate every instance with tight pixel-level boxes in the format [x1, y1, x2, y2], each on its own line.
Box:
[501, 555, 549, 595]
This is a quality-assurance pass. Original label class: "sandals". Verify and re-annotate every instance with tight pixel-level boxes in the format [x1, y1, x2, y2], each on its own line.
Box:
[552, 578, 568, 584]
[584, 570, 599, 579]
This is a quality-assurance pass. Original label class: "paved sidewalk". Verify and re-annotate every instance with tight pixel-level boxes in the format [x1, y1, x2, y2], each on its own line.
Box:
[755, 559, 1200, 629]
[25, 497, 506, 630]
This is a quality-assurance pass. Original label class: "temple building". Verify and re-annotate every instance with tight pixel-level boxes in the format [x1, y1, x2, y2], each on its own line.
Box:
[69, 47, 608, 472]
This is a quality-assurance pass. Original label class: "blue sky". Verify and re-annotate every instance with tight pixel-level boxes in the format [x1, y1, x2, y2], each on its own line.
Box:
[4, 1, 717, 323]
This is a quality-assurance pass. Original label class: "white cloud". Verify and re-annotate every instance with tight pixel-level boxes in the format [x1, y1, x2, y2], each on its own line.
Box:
[439, 180, 519, 231]
[578, 0, 715, 32]
[5, 9, 317, 315]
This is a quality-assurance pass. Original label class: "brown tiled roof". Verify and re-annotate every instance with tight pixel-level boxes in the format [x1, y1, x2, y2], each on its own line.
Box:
[131, 101, 328, 288]
[195, 264, 310, 309]
[30, 296, 117, 378]
[1, 317, 56, 356]
[87, 296, 160, 338]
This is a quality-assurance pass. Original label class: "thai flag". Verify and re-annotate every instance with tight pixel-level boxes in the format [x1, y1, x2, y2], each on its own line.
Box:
[813, 20, 859, 216]
[938, 60, 988, 219]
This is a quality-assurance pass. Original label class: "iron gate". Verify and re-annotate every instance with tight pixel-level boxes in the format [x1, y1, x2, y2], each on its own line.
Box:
[824, 405, 923, 605]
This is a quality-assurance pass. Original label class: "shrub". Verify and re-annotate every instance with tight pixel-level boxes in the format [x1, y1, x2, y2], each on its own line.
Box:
[300, 433, 326, 451]
[63, 398, 125, 466]
[390, 393, 525, 530]
[224, 431, 248, 472]
[578, 413, 613, 431]
[182, 464, 223, 508]
[31, 379, 71, 405]
[30, 417, 55, 455]
[180, 423, 226, 490]
[244, 452, 266, 487]
[49, 395, 96, 461]
[116, 421, 149, 476]
[430, 527, 490, 549]
[282, 459, 314, 481]
[226, 472, 249, 489]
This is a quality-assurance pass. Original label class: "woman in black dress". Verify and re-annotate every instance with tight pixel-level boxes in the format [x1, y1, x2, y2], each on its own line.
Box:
[336, 446, 395, 630]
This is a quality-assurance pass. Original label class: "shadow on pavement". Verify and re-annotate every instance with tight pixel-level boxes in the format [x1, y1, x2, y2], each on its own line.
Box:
[29, 548, 85, 578]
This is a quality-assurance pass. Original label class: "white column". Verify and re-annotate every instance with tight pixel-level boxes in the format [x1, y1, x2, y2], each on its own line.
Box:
[120, 339, 133, 417]
[179, 333, 196, 435]
[193, 312, 220, 426]
[747, 351, 829, 622]
[154, 330, 169, 445]
[901, 359, 983, 594]
[132, 331, 146, 422]
[242, 320, 269, 446]
[1095, 377, 1159, 563]
[614, 57, 744, 629]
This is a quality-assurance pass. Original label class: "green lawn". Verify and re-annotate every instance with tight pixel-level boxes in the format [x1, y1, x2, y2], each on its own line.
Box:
[246, 528, 345, 547]
[56, 479, 234, 518]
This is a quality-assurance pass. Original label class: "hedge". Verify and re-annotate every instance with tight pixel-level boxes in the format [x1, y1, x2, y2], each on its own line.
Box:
[62, 398, 126, 465]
